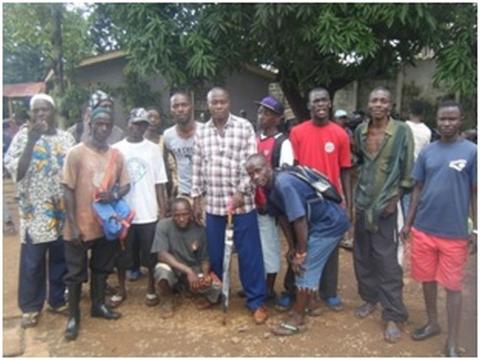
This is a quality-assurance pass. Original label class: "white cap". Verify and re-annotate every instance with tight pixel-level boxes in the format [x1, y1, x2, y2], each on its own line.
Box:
[334, 109, 348, 118]
[30, 94, 55, 110]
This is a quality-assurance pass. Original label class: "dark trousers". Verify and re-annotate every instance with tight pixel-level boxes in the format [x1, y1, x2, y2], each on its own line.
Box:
[319, 245, 339, 299]
[353, 210, 408, 323]
[18, 234, 67, 313]
[206, 211, 266, 310]
[64, 237, 119, 286]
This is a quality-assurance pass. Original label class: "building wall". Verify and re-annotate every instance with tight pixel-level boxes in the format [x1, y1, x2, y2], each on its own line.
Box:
[73, 57, 272, 129]
[332, 59, 476, 127]
[224, 69, 272, 124]
[73, 57, 170, 128]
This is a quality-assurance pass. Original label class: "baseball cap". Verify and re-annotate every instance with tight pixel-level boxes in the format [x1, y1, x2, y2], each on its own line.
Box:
[255, 96, 284, 115]
[128, 108, 151, 124]
[334, 109, 348, 118]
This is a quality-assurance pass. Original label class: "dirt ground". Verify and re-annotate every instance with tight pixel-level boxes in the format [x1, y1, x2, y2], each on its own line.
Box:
[3, 178, 477, 357]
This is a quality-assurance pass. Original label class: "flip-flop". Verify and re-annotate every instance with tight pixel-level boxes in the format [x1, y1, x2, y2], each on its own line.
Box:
[145, 293, 159, 307]
[305, 307, 323, 317]
[271, 322, 305, 336]
[109, 293, 125, 308]
[195, 297, 214, 310]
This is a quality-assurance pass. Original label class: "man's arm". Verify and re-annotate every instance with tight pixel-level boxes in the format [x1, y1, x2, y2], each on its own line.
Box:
[191, 132, 204, 224]
[96, 183, 130, 203]
[234, 123, 257, 208]
[400, 181, 423, 241]
[470, 185, 477, 254]
[382, 126, 415, 217]
[158, 250, 201, 289]
[63, 185, 82, 244]
[340, 167, 353, 220]
[155, 183, 168, 219]
[278, 215, 296, 251]
[16, 123, 44, 181]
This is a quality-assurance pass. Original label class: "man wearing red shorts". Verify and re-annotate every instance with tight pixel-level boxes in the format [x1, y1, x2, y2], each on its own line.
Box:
[401, 100, 477, 357]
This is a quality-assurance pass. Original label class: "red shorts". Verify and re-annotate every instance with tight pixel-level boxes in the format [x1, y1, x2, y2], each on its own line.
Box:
[410, 227, 469, 291]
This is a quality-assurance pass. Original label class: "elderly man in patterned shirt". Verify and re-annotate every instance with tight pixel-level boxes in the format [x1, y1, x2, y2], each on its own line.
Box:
[191, 87, 268, 324]
[4, 94, 75, 328]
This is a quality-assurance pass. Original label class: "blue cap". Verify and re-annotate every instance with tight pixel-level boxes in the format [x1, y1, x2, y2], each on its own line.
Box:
[255, 96, 284, 115]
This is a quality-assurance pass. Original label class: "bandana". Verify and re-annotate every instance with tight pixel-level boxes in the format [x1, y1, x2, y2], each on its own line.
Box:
[89, 90, 113, 110]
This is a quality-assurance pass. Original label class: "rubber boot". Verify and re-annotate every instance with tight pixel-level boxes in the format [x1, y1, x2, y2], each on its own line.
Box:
[64, 284, 81, 341]
[90, 274, 121, 320]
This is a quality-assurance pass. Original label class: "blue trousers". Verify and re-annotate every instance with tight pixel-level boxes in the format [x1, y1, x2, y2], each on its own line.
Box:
[18, 234, 67, 313]
[206, 211, 266, 310]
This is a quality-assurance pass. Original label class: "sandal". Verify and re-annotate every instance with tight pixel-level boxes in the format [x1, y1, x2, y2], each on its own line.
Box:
[21, 312, 40, 329]
[305, 307, 323, 317]
[145, 293, 159, 307]
[109, 293, 125, 308]
[195, 297, 214, 310]
[271, 321, 305, 336]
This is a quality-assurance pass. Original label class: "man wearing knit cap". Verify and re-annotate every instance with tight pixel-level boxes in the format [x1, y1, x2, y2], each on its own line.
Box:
[62, 106, 130, 341]
[5, 94, 75, 328]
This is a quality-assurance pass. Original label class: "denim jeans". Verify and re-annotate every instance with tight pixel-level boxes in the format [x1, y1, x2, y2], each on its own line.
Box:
[295, 225, 342, 291]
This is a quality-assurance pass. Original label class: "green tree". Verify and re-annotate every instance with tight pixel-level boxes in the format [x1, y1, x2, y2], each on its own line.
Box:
[3, 3, 93, 90]
[101, 3, 476, 120]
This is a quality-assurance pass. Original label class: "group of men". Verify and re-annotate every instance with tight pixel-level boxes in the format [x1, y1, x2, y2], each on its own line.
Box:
[4, 84, 475, 356]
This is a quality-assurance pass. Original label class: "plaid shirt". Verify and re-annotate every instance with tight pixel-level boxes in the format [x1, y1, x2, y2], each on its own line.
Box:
[191, 114, 256, 215]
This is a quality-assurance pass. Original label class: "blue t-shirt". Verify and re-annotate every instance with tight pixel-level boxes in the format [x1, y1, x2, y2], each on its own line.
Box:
[266, 171, 349, 238]
[412, 139, 477, 239]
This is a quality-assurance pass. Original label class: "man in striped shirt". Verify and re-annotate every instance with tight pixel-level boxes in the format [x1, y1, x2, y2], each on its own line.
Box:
[191, 87, 268, 324]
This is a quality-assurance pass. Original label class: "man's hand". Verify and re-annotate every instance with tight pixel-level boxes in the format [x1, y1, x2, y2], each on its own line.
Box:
[381, 196, 399, 218]
[70, 225, 84, 246]
[27, 122, 45, 144]
[290, 251, 306, 276]
[193, 196, 204, 226]
[470, 232, 477, 255]
[186, 269, 201, 291]
[400, 225, 411, 243]
[229, 192, 245, 213]
[96, 190, 116, 203]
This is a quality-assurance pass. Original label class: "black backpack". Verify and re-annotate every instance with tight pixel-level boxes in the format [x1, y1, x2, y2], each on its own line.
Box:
[280, 165, 343, 204]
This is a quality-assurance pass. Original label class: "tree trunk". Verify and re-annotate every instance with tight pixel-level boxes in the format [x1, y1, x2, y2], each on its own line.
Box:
[278, 78, 309, 123]
[51, 4, 65, 95]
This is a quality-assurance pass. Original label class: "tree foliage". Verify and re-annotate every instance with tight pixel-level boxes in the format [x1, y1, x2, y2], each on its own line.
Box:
[3, 3, 93, 84]
[99, 3, 476, 120]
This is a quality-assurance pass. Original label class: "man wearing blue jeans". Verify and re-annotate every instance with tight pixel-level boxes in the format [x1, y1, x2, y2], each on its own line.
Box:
[246, 154, 349, 335]
[191, 87, 268, 325]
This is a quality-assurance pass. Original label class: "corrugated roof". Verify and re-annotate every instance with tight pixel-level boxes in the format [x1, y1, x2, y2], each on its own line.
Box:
[3, 82, 46, 98]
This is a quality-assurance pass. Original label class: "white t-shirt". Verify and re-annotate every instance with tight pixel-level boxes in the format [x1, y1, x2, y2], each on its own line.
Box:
[113, 139, 168, 224]
[163, 122, 203, 194]
[406, 121, 432, 160]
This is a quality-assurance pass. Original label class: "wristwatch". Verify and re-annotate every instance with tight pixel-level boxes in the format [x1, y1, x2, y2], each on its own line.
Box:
[112, 189, 119, 201]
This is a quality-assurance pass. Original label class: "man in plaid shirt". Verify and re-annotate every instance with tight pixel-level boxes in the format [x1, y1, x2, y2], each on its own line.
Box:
[191, 87, 268, 324]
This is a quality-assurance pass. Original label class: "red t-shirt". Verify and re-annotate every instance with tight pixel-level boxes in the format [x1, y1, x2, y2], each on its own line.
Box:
[289, 120, 351, 194]
[255, 135, 278, 210]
